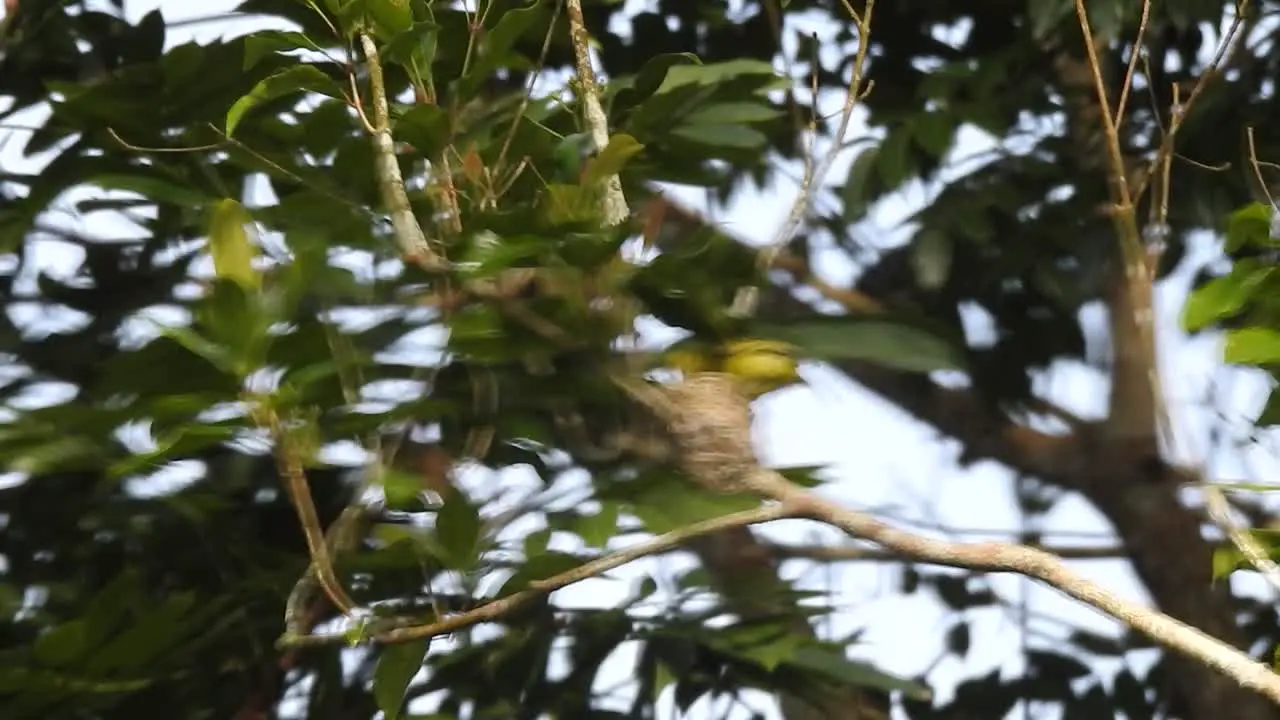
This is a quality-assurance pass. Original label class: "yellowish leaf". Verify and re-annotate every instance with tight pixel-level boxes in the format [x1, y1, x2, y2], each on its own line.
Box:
[207, 199, 261, 291]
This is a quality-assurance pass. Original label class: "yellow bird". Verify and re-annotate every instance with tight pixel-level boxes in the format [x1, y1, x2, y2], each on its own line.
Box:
[662, 337, 802, 398]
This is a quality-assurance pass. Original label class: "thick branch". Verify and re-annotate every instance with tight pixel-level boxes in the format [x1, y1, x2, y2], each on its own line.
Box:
[565, 0, 628, 225]
[642, 191, 1273, 718]
[358, 33, 447, 270]
[746, 469, 1280, 707]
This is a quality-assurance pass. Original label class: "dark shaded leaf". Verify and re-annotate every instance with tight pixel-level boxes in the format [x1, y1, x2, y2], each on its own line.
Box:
[786, 645, 930, 699]
[374, 638, 431, 719]
[435, 491, 483, 570]
[752, 317, 967, 372]
[226, 65, 341, 136]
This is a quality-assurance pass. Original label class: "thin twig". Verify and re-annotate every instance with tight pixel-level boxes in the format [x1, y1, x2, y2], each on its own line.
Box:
[494, 0, 564, 178]
[256, 403, 357, 616]
[1246, 126, 1276, 207]
[284, 317, 388, 635]
[1072, 0, 1137, 220]
[1113, 0, 1152, 127]
[1133, 0, 1252, 201]
[277, 504, 793, 647]
[760, 0, 875, 269]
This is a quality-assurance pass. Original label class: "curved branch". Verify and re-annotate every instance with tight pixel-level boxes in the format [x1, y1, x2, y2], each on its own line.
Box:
[277, 504, 793, 648]
[745, 468, 1280, 706]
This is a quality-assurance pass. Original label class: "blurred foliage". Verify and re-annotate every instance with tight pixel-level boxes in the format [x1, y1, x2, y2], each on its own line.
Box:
[1185, 201, 1280, 588]
[0, 0, 1279, 718]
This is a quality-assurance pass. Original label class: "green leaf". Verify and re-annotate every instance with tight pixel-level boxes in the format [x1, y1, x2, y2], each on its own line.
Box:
[911, 112, 955, 157]
[773, 464, 830, 488]
[786, 644, 930, 699]
[1225, 202, 1274, 254]
[197, 280, 275, 376]
[654, 59, 779, 95]
[612, 53, 702, 116]
[207, 199, 261, 291]
[366, 0, 414, 38]
[705, 620, 803, 671]
[458, 233, 551, 277]
[458, 1, 548, 96]
[683, 103, 784, 125]
[109, 423, 241, 479]
[574, 503, 620, 549]
[1087, 0, 1129, 44]
[34, 620, 90, 668]
[88, 173, 215, 208]
[242, 30, 320, 70]
[875, 130, 914, 189]
[671, 124, 768, 151]
[435, 492, 483, 570]
[1183, 262, 1273, 332]
[523, 527, 552, 559]
[499, 551, 584, 595]
[1224, 328, 1280, 366]
[580, 134, 646, 186]
[653, 659, 678, 700]
[373, 638, 431, 720]
[382, 21, 440, 70]
[539, 183, 604, 227]
[1028, 0, 1073, 41]
[485, 0, 546, 63]
[85, 593, 206, 675]
[99, 337, 242, 401]
[129, 9, 168, 64]
[1212, 545, 1244, 581]
[911, 229, 952, 290]
[381, 469, 426, 510]
[7, 437, 107, 477]
[0, 583, 21, 617]
[842, 145, 882, 221]
[146, 333, 225, 387]
[226, 65, 340, 136]
[372, 522, 433, 556]
[1257, 387, 1280, 427]
[752, 318, 967, 373]
[610, 470, 759, 534]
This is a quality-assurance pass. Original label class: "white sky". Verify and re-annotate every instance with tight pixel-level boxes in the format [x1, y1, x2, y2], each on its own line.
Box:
[3, 2, 1280, 719]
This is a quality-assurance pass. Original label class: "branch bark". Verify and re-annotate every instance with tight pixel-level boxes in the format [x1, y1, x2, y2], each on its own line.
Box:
[748, 468, 1280, 707]
[278, 505, 794, 648]
[641, 193, 1275, 718]
[623, 372, 1280, 710]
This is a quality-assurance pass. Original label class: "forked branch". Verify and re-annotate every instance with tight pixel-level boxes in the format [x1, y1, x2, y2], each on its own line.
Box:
[1071, 0, 1280, 594]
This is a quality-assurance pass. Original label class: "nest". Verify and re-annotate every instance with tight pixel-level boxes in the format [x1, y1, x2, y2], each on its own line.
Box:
[655, 372, 758, 493]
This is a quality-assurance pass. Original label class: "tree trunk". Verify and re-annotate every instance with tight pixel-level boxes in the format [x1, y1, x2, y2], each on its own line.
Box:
[1071, 436, 1275, 720]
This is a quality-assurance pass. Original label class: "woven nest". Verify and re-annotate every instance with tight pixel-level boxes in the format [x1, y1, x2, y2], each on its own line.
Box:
[657, 372, 758, 493]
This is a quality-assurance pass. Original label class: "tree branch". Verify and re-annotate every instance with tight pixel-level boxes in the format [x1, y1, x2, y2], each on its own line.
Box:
[565, 0, 628, 225]
[277, 504, 793, 648]
[745, 468, 1280, 706]
[357, 33, 448, 271]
